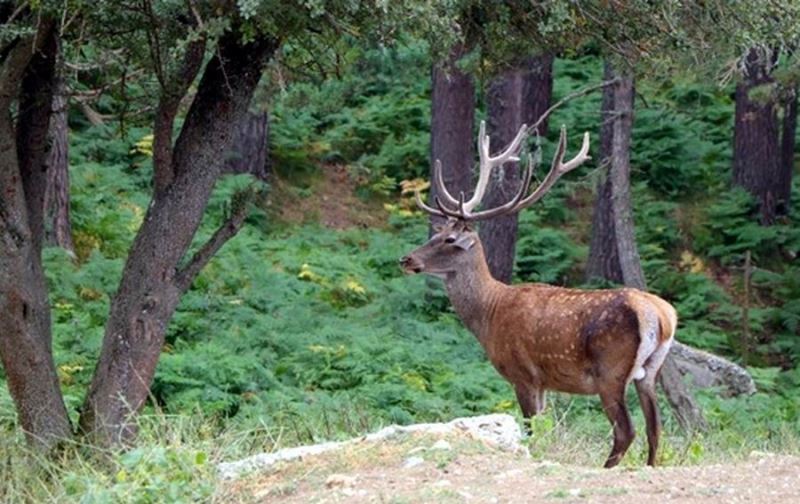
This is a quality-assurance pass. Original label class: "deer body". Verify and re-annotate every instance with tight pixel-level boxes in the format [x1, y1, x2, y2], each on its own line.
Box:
[402, 121, 676, 468]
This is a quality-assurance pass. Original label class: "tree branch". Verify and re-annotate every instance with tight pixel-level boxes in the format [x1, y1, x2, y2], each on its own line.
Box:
[526, 78, 619, 137]
[152, 36, 206, 194]
[0, 36, 35, 109]
[173, 190, 255, 293]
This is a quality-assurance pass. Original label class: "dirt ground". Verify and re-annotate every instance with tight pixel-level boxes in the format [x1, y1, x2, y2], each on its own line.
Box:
[267, 164, 388, 230]
[220, 432, 800, 503]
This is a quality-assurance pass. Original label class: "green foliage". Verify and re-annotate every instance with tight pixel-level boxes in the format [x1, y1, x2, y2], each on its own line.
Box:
[515, 211, 586, 285]
[270, 40, 431, 188]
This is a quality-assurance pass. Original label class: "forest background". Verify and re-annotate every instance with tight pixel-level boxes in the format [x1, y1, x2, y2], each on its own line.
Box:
[1, 1, 799, 501]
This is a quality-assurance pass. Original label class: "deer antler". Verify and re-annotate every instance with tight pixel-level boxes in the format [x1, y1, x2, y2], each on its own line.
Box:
[415, 122, 591, 222]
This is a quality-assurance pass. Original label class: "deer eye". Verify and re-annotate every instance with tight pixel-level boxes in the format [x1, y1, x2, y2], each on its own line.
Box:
[444, 236, 456, 244]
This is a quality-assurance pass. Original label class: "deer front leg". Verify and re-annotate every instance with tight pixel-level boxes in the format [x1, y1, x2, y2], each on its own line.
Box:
[515, 385, 546, 435]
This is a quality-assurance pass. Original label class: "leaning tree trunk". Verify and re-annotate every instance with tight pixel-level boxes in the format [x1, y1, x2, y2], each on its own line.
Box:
[480, 56, 553, 284]
[0, 21, 72, 449]
[78, 32, 278, 446]
[733, 47, 783, 225]
[429, 43, 476, 230]
[223, 111, 270, 181]
[44, 55, 74, 252]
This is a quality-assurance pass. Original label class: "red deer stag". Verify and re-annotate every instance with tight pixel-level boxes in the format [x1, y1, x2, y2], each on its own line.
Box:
[400, 121, 676, 468]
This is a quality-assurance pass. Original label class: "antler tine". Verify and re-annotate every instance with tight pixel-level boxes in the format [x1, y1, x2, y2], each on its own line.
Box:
[463, 121, 528, 213]
[415, 188, 446, 217]
[434, 194, 464, 220]
[460, 152, 535, 222]
[514, 127, 591, 209]
[433, 159, 460, 207]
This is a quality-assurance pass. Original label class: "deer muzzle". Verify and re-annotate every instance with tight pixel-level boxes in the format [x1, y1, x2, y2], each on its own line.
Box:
[399, 255, 424, 274]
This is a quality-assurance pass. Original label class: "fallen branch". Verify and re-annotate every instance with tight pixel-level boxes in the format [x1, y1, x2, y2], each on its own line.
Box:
[670, 341, 756, 396]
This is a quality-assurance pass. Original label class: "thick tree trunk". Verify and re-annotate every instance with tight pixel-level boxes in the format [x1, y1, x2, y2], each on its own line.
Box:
[779, 86, 797, 216]
[429, 43, 475, 230]
[733, 48, 783, 225]
[0, 23, 72, 449]
[78, 32, 277, 446]
[522, 54, 554, 137]
[479, 67, 524, 284]
[586, 63, 623, 283]
[223, 111, 270, 181]
[480, 56, 553, 284]
[44, 60, 74, 251]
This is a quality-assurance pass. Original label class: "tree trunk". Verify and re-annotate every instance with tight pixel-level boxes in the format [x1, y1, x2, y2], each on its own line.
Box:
[479, 56, 553, 284]
[222, 111, 270, 181]
[479, 67, 524, 284]
[586, 63, 624, 284]
[733, 48, 783, 225]
[78, 32, 277, 446]
[429, 43, 476, 230]
[0, 22, 72, 449]
[607, 73, 647, 289]
[522, 54, 554, 137]
[44, 54, 74, 252]
[779, 85, 797, 216]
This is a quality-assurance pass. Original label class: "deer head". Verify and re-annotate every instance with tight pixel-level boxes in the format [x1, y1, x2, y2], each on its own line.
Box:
[399, 220, 481, 278]
[400, 121, 591, 278]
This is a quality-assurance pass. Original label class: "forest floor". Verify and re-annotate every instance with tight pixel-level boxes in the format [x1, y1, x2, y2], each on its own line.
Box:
[219, 429, 800, 503]
[267, 164, 389, 229]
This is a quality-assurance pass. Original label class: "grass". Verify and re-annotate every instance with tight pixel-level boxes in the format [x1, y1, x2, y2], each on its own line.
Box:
[1, 391, 798, 503]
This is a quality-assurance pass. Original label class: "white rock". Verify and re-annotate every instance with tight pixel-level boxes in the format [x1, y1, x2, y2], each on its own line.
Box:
[403, 456, 425, 468]
[431, 440, 452, 451]
[218, 414, 525, 480]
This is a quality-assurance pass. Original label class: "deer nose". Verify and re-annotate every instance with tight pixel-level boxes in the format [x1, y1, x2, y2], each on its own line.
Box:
[399, 256, 422, 274]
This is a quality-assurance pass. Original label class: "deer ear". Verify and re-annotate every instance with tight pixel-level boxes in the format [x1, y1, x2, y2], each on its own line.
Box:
[454, 234, 476, 250]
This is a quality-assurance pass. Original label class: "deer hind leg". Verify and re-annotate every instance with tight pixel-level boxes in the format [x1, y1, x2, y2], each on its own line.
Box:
[600, 387, 635, 468]
[634, 377, 661, 466]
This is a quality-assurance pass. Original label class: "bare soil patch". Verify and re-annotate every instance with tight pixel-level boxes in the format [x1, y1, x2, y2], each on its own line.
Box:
[266, 164, 388, 229]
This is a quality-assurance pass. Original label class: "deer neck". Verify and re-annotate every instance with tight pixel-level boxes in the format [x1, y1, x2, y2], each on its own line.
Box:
[443, 247, 503, 345]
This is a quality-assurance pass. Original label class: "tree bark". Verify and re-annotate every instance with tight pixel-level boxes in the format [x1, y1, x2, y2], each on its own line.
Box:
[586, 63, 623, 284]
[779, 85, 797, 216]
[78, 31, 277, 446]
[44, 50, 74, 252]
[733, 48, 783, 225]
[479, 56, 553, 284]
[522, 54, 554, 137]
[0, 21, 72, 449]
[479, 67, 524, 284]
[222, 111, 270, 181]
[429, 43, 476, 230]
[606, 73, 647, 289]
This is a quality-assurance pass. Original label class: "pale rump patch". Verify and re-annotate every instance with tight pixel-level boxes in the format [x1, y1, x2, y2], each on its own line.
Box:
[629, 294, 677, 383]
